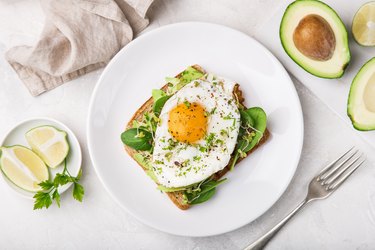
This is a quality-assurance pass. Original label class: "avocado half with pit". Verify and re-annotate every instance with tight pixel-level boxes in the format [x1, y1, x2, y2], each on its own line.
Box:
[348, 58, 375, 131]
[280, 0, 351, 78]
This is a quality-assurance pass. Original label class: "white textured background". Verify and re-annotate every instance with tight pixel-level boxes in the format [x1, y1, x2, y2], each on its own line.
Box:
[0, 0, 374, 249]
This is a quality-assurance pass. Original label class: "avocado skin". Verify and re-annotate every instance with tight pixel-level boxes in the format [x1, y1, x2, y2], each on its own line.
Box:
[347, 57, 375, 131]
[280, 0, 351, 79]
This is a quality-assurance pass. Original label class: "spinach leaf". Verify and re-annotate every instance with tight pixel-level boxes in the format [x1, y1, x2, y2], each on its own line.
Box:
[188, 188, 216, 205]
[240, 109, 254, 127]
[152, 89, 170, 117]
[231, 107, 267, 170]
[243, 107, 267, 152]
[198, 178, 227, 194]
[153, 95, 171, 117]
[121, 128, 153, 151]
[184, 178, 227, 205]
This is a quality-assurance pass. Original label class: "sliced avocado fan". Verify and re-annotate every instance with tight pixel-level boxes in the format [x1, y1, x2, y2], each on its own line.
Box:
[280, 0, 351, 78]
[348, 58, 375, 131]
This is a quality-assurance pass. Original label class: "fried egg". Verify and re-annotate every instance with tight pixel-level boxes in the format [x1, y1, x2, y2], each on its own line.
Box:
[152, 77, 241, 188]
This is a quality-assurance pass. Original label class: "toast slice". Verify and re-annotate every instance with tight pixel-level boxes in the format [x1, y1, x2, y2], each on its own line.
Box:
[124, 65, 270, 210]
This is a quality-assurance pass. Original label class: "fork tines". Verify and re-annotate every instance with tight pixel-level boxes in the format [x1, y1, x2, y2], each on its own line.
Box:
[316, 147, 365, 191]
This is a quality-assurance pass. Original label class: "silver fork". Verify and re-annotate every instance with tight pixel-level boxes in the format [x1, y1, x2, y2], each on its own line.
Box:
[244, 147, 366, 250]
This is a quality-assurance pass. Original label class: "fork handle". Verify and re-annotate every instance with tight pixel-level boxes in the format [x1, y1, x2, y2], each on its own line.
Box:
[244, 199, 310, 250]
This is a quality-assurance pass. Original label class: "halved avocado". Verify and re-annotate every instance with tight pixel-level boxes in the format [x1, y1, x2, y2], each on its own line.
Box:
[280, 0, 351, 78]
[348, 58, 375, 131]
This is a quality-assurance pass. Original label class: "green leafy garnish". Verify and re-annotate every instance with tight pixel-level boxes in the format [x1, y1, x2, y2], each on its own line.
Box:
[153, 95, 170, 117]
[183, 178, 227, 204]
[143, 112, 159, 136]
[205, 133, 216, 149]
[152, 89, 170, 117]
[157, 178, 227, 205]
[33, 160, 84, 210]
[188, 189, 216, 204]
[230, 107, 267, 170]
[239, 109, 254, 127]
[33, 192, 53, 209]
[242, 108, 267, 151]
[121, 128, 153, 151]
[73, 182, 84, 202]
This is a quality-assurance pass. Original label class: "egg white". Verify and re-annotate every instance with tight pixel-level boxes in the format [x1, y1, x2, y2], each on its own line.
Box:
[152, 77, 241, 188]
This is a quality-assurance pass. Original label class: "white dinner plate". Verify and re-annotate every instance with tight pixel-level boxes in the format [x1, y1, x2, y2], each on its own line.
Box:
[0, 117, 82, 198]
[87, 22, 304, 237]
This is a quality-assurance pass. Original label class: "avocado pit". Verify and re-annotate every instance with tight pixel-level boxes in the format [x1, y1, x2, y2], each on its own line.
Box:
[293, 14, 336, 61]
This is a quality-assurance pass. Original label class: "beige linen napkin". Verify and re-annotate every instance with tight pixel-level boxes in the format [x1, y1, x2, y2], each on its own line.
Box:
[5, 0, 154, 96]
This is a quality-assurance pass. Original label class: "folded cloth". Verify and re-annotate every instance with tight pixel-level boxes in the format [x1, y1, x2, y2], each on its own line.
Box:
[5, 0, 154, 96]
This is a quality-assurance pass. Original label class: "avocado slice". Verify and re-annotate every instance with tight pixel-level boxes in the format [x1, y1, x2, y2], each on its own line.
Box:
[280, 0, 351, 78]
[348, 58, 375, 131]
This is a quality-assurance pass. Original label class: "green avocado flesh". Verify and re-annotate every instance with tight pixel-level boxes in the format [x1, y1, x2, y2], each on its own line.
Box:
[348, 58, 375, 131]
[280, 0, 350, 78]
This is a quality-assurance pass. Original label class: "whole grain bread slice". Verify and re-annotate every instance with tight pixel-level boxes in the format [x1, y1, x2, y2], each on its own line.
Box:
[124, 65, 270, 210]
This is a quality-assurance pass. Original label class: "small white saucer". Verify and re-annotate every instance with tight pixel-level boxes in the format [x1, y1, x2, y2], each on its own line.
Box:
[0, 117, 82, 199]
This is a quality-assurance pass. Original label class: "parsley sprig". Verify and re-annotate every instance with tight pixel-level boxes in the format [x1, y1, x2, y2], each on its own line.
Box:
[33, 159, 84, 210]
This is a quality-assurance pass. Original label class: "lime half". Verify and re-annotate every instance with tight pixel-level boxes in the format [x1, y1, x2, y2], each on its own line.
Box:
[26, 126, 69, 168]
[0, 145, 49, 192]
[352, 2, 375, 46]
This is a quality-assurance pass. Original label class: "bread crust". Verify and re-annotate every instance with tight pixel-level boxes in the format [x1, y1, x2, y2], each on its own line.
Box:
[124, 65, 270, 210]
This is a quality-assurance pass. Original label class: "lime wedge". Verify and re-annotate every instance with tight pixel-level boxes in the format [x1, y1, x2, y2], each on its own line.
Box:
[0, 145, 49, 192]
[26, 126, 69, 168]
[352, 2, 375, 46]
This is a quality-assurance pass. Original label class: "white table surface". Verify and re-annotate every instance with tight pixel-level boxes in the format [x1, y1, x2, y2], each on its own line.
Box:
[0, 0, 375, 249]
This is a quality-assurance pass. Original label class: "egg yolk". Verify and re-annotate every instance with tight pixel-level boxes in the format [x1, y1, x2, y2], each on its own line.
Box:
[168, 102, 207, 143]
